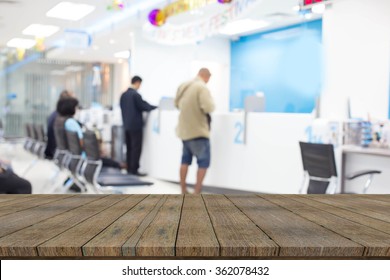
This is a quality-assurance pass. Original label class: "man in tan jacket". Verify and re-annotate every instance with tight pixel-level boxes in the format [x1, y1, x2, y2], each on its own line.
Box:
[175, 68, 215, 194]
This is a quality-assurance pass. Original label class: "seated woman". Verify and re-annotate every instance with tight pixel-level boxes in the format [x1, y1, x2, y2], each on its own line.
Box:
[55, 97, 122, 169]
[0, 158, 32, 194]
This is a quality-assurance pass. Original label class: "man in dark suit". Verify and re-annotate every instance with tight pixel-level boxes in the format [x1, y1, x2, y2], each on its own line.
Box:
[120, 76, 157, 176]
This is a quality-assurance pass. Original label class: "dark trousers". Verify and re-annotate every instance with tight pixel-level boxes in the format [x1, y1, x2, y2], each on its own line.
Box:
[101, 157, 121, 169]
[125, 130, 143, 174]
[0, 169, 32, 194]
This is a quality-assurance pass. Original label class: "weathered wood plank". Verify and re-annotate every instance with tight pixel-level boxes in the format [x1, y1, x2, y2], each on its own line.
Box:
[37, 195, 148, 257]
[176, 195, 220, 257]
[0, 195, 97, 238]
[0, 195, 128, 257]
[348, 194, 390, 203]
[203, 195, 278, 257]
[134, 195, 183, 257]
[0, 195, 29, 204]
[0, 195, 72, 217]
[307, 195, 390, 223]
[229, 195, 363, 257]
[286, 195, 390, 235]
[82, 195, 164, 256]
[262, 195, 390, 256]
[121, 196, 167, 256]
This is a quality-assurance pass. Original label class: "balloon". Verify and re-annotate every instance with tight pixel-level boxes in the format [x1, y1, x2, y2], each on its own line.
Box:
[149, 9, 166, 26]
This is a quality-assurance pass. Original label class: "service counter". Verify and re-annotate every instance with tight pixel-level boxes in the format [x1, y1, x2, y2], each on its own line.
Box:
[140, 111, 312, 194]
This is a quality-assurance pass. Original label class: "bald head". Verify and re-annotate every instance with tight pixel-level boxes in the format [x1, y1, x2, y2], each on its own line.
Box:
[198, 68, 211, 84]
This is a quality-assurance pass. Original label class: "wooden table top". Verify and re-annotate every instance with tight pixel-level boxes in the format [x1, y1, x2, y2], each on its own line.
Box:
[0, 194, 390, 259]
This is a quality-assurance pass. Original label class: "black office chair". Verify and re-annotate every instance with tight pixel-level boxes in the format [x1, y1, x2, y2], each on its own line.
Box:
[65, 131, 87, 192]
[53, 127, 70, 170]
[82, 130, 153, 194]
[22, 123, 43, 176]
[32, 124, 46, 159]
[299, 142, 381, 194]
[25, 123, 38, 154]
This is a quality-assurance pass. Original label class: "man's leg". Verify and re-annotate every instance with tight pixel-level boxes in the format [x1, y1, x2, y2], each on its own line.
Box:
[193, 138, 210, 194]
[180, 164, 189, 194]
[130, 130, 143, 174]
[194, 168, 207, 194]
[125, 130, 132, 173]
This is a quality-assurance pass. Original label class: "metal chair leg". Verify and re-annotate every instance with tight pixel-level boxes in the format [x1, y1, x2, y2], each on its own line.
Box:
[363, 174, 374, 194]
[299, 172, 308, 194]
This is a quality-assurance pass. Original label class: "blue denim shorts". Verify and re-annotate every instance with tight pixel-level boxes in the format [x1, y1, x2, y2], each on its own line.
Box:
[181, 138, 210, 168]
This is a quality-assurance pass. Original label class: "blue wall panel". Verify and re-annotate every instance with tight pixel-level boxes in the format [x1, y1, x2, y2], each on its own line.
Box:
[230, 19, 323, 113]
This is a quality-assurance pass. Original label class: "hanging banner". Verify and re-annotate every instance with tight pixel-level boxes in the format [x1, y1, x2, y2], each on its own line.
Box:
[143, 0, 260, 45]
[149, 0, 232, 26]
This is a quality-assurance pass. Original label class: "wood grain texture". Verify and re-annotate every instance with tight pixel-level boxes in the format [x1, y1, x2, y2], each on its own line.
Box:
[176, 195, 219, 257]
[0, 195, 96, 238]
[121, 196, 167, 256]
[82, 195, 164, 256]
[203, 195, 278, 257]
[0, 195, 73, 217]
[360, 195, 390, 203]
[0, 195, 28, 204]
[37, 195, 147, 257]
[0, 194, 389, 259]
[308, 195, 390, 223]
[229, 195, 363, 257]
[0, 195, 126, 257]
[262, 195, 390, 256]
[286, 195, 390, 235]
[135, 195, 183, 257]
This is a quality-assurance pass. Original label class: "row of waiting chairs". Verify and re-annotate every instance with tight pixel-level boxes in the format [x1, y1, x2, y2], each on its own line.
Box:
[24, 123, 152, 194]
[57, 128, 153, 193]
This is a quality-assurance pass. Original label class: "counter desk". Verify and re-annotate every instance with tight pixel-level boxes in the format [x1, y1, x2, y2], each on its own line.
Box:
[141, 111, 312, 194]
[341, 146, 390, 194]
[0, 194, 389, 259]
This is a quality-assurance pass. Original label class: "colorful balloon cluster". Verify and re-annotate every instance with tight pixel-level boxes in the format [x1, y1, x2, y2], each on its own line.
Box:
[149, 0, 233, 27]
[107, 0, 125, 11]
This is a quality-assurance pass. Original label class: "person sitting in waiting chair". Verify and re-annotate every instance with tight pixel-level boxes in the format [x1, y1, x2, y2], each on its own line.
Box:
[0, 158, 32, 194]
[55, 97, 123, 169]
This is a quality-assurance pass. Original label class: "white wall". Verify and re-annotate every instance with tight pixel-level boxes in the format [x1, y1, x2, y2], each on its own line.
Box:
[321, 0, 390, 120]
[113, 31, 231, 112]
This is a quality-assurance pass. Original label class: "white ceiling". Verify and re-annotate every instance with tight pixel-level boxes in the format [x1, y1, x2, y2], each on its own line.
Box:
[0, 0, 317, 63]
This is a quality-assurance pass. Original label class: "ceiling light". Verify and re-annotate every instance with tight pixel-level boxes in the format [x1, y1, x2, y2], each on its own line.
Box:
[312, 3, 326, 14]
[114, 50, 130, 59]
[92, 45, 99, 50]
[22, 24, 60, 38]
[6, 38, 36, 49]
[292, 5, 300, 12]
[109, 39, 115, 44]
[219, 19, 269, 36]
[117, 59, 124, 64]
[46, 2, 95, 21]
[304, 13, 313, 19]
